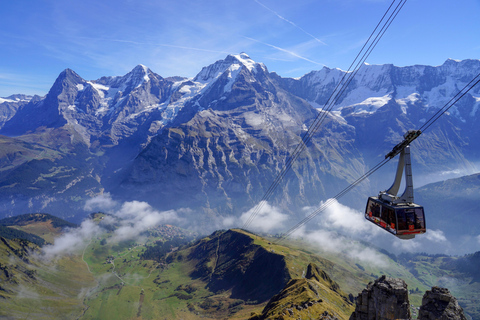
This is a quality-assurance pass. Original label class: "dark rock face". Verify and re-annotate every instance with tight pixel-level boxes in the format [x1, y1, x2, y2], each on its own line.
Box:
[349, 277, 468, 320]
[349, 275, 410, 320]
[417, 287, 467, 320]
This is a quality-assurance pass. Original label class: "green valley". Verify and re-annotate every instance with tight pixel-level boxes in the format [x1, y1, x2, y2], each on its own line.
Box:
[0, 213, 478, 319]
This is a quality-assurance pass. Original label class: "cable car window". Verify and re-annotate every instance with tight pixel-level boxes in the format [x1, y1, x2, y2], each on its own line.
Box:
[414, 208, 425, 229]
[397, 209, 407, 231]
[405, 209, 419, 231]
[385, 207, 395, 230]
[367, 200, 380, 218]
[380, 206, 387, 223]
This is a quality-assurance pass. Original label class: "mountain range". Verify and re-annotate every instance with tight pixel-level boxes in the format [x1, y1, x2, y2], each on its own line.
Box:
[0, 53, 479, 241]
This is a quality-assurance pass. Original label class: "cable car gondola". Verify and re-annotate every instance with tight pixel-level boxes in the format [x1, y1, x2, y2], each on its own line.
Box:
[365, 130, 426, 240]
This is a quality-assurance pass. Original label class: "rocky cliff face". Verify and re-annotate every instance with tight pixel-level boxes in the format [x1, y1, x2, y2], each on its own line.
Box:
[119, 58, 365, 214]
[349, 276, 468, 320]
[349, 275, 410, 320]
[418, 287, 467, 320]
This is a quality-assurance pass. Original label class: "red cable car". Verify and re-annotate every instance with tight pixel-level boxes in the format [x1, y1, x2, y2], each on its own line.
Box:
[365, 130, 426, 240]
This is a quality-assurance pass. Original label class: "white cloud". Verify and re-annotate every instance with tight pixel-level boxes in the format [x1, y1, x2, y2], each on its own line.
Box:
[320, 199, 378, 235]
[304, 199, 380, 241]
[43, 199, 183, 258]
[240, 201, 288, 233]
[392, 238, 422, 252]
[347, 246, 388, 267]
[299, 229, 388, 267]
[111, 201, 181, 242]
[221, 216, 236, 228]
[42, 219, 103, 259]
[84, 193, 118, 212]
[425, 229, 447, 242]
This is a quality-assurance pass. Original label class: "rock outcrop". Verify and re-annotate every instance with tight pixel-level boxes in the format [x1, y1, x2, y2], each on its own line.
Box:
[417, 287, 467, 320]
[349, 276, 468, 320]
[349, 275, 410, 320]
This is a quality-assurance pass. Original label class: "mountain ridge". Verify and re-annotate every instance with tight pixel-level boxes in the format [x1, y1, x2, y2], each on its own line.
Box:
[0, 54, 479, 234]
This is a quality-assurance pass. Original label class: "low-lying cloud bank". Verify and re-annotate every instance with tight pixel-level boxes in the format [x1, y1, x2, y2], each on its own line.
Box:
[234, 198, 458, 263]
[42, 193, 185, 259]
[43, 192, 461, 260]
[43, 219, 103, 258]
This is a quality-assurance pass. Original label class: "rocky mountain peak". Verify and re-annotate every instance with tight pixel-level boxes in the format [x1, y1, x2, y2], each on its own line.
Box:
[50, 68, 85, 94]
[229, 52, 266, 73]
[349, 275, 410, 320]
[194, 53, 266, 83]
[418, 287, 467, 320]
[93, 64, 158, 94]
[126, 64, 152, 86]
[55, 68, 84, 86]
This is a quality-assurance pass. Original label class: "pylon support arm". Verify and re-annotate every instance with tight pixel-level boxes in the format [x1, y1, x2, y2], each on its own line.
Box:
[385, 130, 421, 159]
[380, 130, 419, 204]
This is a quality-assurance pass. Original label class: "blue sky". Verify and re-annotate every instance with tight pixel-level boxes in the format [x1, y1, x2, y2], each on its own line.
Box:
[1, 0, 479, 97]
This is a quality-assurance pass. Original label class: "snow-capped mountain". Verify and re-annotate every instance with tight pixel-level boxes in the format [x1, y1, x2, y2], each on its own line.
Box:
[0, 54, 479, 225]
[0, 94, 35, 128]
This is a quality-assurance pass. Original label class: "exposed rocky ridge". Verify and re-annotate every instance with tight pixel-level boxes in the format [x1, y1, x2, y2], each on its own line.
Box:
[350, 275, 410, 320]
[418, 287, 467, 320]
[349, 276, 468, 320]
[255, 262, 354, 319]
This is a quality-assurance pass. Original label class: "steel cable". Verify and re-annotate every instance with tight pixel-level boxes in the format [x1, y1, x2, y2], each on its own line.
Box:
[242, 0, 407, 229]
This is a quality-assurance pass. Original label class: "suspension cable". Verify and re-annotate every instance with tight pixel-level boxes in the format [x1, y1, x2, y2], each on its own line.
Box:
[242, 0, 408, 229]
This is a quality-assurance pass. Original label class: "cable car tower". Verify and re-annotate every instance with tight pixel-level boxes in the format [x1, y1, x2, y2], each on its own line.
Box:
[365, 130, 426, 240]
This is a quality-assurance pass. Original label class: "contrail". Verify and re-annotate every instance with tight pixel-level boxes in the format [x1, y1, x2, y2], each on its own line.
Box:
[253, 0, 326, 46]
[244, 36, 325, 67]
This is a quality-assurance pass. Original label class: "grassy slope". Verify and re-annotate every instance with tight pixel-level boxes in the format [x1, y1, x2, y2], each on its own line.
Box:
[80, 229, 267, 320]
[0, 237, 95, 320]
[0, 135, 61, 173]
